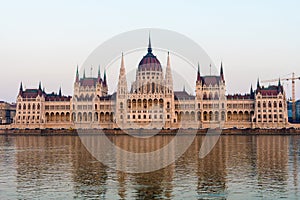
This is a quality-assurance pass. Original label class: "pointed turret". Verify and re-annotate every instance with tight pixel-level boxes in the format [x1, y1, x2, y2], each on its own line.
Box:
[38, 81, 42, 90]
[196, 62, 201, 83]
[220, 62, 224, 82]
[278, 78, 282, 93]
[19, 82, 23, 91]
[59, 87, 62, 96]
[257, 78, 260, 89]
[76, 65, 79, 82]
[148, 32, 152, 53]
[97, 65, 101, 82]
[103, 69, 107, 87]
[19, 82, 23, 96]
[83, 68, 86, 79]
[165, 52, 173, 92]
[250, 84, 253, 94]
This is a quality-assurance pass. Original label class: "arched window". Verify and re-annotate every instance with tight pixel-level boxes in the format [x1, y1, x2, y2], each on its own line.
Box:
[32, 104, 36, 110]
[279, 101, 283, 108]
[203, 92, 207, 100]
[209, 93, 213, 100]
[257, 102, 261, 108]
[37, 104, 40, 109]
[214, 92, 219, 100]
[23, 104, 26, 110]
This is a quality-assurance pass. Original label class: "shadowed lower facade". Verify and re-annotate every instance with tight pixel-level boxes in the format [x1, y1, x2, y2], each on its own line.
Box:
[12, 38, 290, 129]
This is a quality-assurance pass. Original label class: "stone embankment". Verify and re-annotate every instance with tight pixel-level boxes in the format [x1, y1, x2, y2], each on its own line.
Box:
[1, 127, 300, 136]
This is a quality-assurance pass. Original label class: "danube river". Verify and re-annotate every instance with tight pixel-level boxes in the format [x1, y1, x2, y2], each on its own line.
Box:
[0, 135, 299, 199]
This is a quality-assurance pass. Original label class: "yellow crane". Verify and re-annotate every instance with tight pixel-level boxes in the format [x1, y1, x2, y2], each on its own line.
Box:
[262, 73, 300, 122]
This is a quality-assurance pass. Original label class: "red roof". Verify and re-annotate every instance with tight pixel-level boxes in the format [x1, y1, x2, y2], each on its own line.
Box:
[227, 94, 253, 100]
[138, 52, 162, 72]
[80, 78, 98, 87]
[201, 76, 221, 86]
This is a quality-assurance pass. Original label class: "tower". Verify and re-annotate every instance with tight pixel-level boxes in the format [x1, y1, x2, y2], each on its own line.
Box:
[116, 53, 128, 127]
[196, 63, 202, 100]
[165, 52, 173, 93]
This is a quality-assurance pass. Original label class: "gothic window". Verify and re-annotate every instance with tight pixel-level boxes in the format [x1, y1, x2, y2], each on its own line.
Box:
[37, 104, 40, 109]
[167, 102, 170, 109]
[268, 101, 272, 108]
[203, 92, 207, 100]
[279, 101, 283, 108]
[214, 92, 219, 100]
[209, 93, 213, 100]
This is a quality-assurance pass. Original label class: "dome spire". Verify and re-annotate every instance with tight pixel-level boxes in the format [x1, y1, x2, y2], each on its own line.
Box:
[148, 32, 152, 53]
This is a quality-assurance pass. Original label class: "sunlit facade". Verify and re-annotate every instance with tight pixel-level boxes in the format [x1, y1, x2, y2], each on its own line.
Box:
[12, 38, 289, 129]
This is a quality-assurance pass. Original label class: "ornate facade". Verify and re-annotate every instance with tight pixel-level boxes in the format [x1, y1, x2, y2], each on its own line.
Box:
[13, 82, 72, 129]
[12, 37, 290, 129]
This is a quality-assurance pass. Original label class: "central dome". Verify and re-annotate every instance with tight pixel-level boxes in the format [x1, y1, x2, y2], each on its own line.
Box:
[138, 37, 162, 72]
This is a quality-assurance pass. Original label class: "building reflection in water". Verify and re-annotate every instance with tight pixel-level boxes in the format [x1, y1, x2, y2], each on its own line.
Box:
[2, 134, 298, 199]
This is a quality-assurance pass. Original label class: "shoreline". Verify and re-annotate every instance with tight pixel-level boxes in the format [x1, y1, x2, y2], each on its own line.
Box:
[1, 128, 300, 136]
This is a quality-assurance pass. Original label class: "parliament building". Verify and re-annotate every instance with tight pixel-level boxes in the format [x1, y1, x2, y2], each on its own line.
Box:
[13, 38, 289, 129]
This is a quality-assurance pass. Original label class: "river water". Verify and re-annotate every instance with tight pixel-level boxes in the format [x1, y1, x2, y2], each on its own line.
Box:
[0, 135, 299, 199]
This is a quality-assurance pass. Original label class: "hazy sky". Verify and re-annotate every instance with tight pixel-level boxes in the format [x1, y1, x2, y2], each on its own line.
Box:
[1, 0, 300, 102]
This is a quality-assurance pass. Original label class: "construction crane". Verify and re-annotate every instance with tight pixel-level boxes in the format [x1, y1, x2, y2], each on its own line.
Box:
[262, 73, 300, 122]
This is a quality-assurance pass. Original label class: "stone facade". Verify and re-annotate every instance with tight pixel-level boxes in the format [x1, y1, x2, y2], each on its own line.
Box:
[12, 38, 290, 129]
[0, 101, 16, 124]
[13, 83, 72, 129]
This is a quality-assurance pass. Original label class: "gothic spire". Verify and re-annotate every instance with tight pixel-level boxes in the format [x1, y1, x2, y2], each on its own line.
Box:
[103, 69, 107, 86]
[220, 62, 224, 81]
[117, 53, 128, 95]
[97, 65, 101, 82]
[59, 87, 62, 96]
[120, 52, 125, 76]
[98, 65, 101, 78]
[38, 81, 42, 90]
[197, 62, 201, 83]
[83, 68, 86, 79]
[278, 78, 282, 93]
[19, 82, 23, 91]
[257, 78, 260, 89]
[18, 82, 23, 96]
[148, 32, 152, 53]
[250, 84, 253, 94]
[76, 65, 79, 82]
[165, 52, 173, 91]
